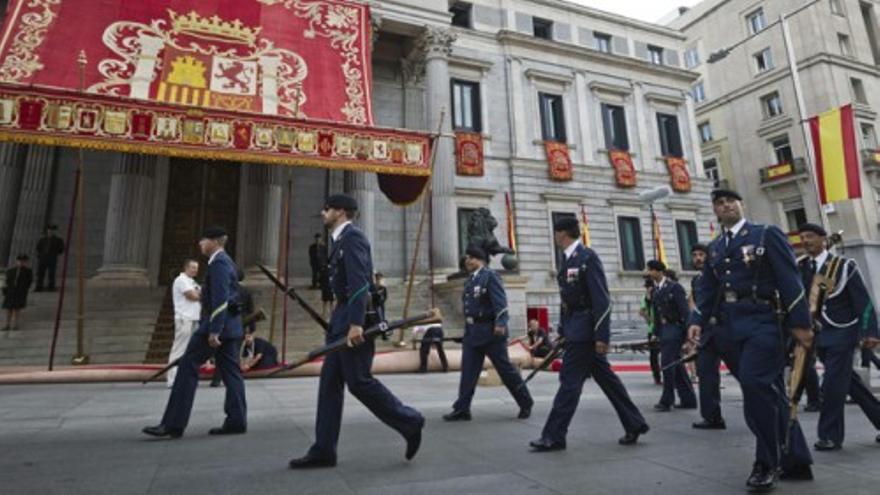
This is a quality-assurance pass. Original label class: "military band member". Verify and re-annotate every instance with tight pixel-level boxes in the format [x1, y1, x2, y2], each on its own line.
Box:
[688, 189, 813, 491]
[143, 227, 247, 438]
[530, 217, 648, 451]
[646, 259, 696, 412]
[289, 194, 424, 469]
[796, 223, 880, 451]
[444, 246, 533, 422]
[690, 243, 740, 430]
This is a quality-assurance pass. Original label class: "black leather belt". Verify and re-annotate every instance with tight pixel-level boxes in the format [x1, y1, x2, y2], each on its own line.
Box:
[466, 316, 494, 324]
[722, 290, 777, 307]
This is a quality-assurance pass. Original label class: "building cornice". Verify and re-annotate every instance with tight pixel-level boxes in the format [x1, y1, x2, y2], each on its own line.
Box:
[528, 0, 688, 41]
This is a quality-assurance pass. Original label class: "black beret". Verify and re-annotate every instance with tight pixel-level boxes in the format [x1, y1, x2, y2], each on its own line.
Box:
[553, 216, 580, 233]
[15, 253, 29, 261]
[325, 194, 358, 211]
[465, 245, 488, 262]
[646, 259, 666, 272]
[711, 189, 742, 202]
[690, 243, 708, 254]
[201, 226, 227, 240]
[798, 222, 827, 236]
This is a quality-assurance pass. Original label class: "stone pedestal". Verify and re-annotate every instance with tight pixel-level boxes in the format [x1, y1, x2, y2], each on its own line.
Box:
[432, 272, 530, 334]
[92, 154, 156, 286]
[0, 143, 26, 265]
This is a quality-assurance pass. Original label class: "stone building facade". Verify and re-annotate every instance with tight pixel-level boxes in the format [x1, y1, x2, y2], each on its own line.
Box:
[0, 0, 715, 330]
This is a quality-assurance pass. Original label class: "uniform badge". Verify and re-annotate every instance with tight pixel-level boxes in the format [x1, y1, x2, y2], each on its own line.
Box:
[566, 268, 579, 283]
[742, 245, 756, 266]
[473, 285, 481, 297]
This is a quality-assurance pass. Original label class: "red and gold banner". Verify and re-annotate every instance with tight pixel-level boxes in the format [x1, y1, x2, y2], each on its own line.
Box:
[765, 162, 794, 181]
[580, 205, 591, 248]
[455, 131, 483, 176]
[544, 141, 572, 181]
[810, 104, 862, 204]
[665, 156, 692, 193]
[608, 150, 636, 188]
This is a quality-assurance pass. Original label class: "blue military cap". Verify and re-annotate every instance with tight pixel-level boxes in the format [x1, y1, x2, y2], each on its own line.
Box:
[201, 226, 227, 240]
[325, 194, 358, 211]
[711, 188, 742, 202]
[798, 222, 827, 237]
[553, 216, 580, 233]
[646, 259, 666, 272]
[465, 245, 488, 262]
[691, 243, 708, 254]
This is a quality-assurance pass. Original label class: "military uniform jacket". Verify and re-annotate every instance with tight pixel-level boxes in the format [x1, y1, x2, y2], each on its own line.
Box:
[693, 221, 811, 341]
[557, 243, 611, 343]
[328, 224, 373, 338]
[798, 254, 879, 349]
[197, 250, 243, 340]
[462, 268, 509, 347]
[652, 279, 689, 343]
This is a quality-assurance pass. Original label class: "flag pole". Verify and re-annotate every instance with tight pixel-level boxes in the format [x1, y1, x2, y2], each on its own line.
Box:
[71, 49, 89, 365]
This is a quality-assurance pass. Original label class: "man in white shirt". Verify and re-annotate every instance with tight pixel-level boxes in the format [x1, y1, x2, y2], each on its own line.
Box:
[168, 259, 201, 387]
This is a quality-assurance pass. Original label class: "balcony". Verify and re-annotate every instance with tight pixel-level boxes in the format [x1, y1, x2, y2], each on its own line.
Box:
[759, 157, 806, 184]
[864, 149, 880, 190]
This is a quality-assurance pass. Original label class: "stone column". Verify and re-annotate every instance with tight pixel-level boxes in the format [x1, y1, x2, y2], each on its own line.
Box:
[241, 163, 282, 274]
[92, 154, 156, 286]
[8, 145, 57, 263]
[350, 172, 376, 243]
[418, 26, 458, 276]
[0, 143, 26, 265]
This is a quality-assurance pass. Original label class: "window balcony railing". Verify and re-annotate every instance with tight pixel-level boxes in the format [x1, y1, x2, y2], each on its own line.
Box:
[759, 157, 806, 183]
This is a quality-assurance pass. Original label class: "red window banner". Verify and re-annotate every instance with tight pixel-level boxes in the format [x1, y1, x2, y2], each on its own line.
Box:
[544, 141, 572, 181]
[455, 131, 483, 176]
[665, 156, 692, 193]
[608, 150, 637, 188]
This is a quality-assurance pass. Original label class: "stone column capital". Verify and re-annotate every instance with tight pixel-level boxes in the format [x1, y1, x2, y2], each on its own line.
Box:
[416, 26, 457, 61]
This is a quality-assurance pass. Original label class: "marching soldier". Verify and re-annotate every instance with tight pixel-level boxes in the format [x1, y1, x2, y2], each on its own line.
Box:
[443, 246, 533, 422]
[690, 243, 740, 430]
[530, 217, 648, 451]
[143, 227, 247, 438]
[646, 259, 696, 412]
[796, 223, 880, 451]
[688, 189, 813, 491]
[289, 194, 424, 469]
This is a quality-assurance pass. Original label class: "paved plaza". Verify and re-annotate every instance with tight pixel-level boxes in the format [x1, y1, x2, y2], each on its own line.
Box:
[1, 369, 879, 494]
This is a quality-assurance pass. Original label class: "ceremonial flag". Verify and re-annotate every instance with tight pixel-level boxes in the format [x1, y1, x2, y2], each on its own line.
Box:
[652, 210, 667, 265]
[809, 104, 862, 204]
[580, 205, 592, 247]
[709, 222, 717, 240]
[505, 192, 517, 253]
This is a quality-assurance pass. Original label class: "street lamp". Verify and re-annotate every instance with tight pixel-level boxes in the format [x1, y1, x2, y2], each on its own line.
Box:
[639, 186, 672, 259]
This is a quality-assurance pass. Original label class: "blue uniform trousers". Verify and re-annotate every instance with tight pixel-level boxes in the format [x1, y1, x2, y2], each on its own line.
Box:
[308, 339, 423, 460]
[452, 337, 532, 413]
[161, 334, 247, 431]
[541, 341, 647, 443]
[737, 331, 812, 469]
[659, 336, 697, 407]
[816, 344, 880, 445]
[696, 329, 740, 422]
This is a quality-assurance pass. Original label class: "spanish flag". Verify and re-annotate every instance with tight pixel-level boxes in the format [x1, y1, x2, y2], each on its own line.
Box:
[810, 104, 862, 204]
[505, 192, 517, 253]
[580, 205, 592, 247]
[709, 221, 717, 240]
[652, 210, 667, 265]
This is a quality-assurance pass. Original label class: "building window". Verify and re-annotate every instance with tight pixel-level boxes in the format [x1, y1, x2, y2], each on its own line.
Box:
[839, 33, 853, 56]
[785, 207, 808, 232]
[684, 47, 700, 68]
[761, 92, 784, 118]
[747, 8, 767, 35]
[830, 0, 845, 16]
[451, 79, 481, 132]
[754, 47, 774, 73]
[861, 123, 878, 149]
[657, 113, 683, 157]
[703, 158, 721, 186]
[692, 81, 706, 103]
[698, 122, 713, 144]
[552, 211, 577, 269]
[648, 45, 664, 65]
[618, 216, 645, 272]
[601, 103, 629, 151]
[851, 77, 868, 104]
[533, 17, 553, 40]
[457, 207, 477, 258]
[449, 2, 473, 28]
[676, 220, 699, 271]
[539, 92, 566, 142]
[772, 136, 794, 165]
[594, 32, 612, 53]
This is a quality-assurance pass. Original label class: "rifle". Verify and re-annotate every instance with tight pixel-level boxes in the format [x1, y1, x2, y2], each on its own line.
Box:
[518, 337, 565, 391]
[142, 308, 268, 384]
[611, 340, 655, 354]
[256, 263, 329, 331]
[267, 308, 443, 377]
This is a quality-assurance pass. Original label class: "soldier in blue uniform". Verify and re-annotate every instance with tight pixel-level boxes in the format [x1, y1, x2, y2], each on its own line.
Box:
[443, 246, 533, 421]
[690, 243, 740, 429]
[646, 259, 696, 412]
[796, 223, 880, 451]
[143, 226, 247, 438]
[289, 194, 425, 469]
[688, 189, 813, 491]
[530, 217, 649, 451]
